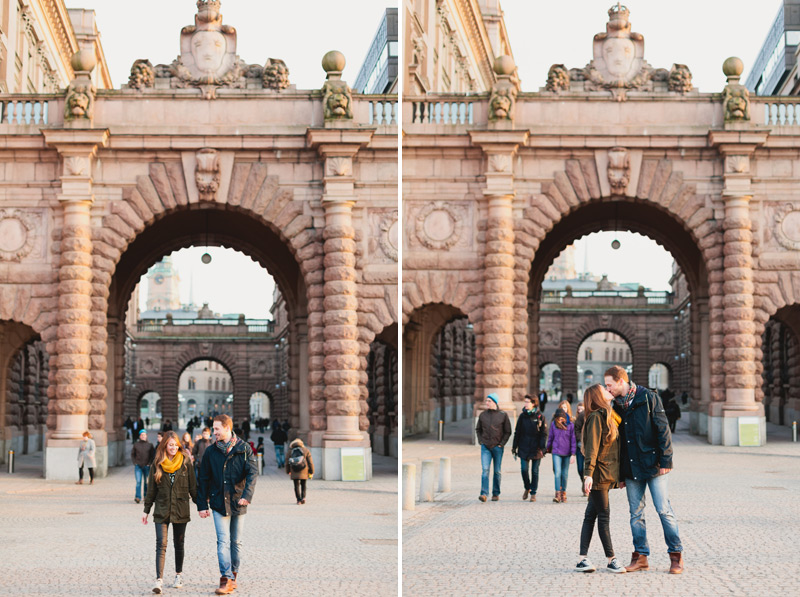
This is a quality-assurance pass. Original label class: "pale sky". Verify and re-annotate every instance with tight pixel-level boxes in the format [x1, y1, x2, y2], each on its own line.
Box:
[70, 0, 395, 90]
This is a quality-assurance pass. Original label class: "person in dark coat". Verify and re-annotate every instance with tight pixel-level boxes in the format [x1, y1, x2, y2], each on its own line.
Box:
[605, 365, 684, 574]
[512, 394, 547, 501]
[270, 422, 288, 468]
[132, 429, 156, 503]
[285, 438, 314, 504]
[575, 384, 626, 573]
[664, 396, 682, 433]
[142, 431, 197, 594]
[574, 402, 587, 495]
[475, 393, 511, 502]
[538, 388, 548, 415]
[196, 414, 258, 595]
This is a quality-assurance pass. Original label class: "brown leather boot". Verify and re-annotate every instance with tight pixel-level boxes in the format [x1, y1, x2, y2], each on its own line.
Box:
[553, 492, 560, 503]
[215, 576, 234, 595]
[669, 551, 684, 574]
[625, 551, 649, 572]
[560, 490, 567, 503]
[232, 572, 238, 589]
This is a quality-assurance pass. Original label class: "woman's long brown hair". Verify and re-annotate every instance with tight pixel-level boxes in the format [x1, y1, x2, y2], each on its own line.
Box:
[153, 431, 189, 483]
[583, 384, 618, 443]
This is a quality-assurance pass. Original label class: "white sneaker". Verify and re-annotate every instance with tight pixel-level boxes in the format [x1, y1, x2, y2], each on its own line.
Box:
[152, 578, 163, 594]
[575, 558, 596, 572]
[173, 573, 183, 588]
[607, 557, 627, 573]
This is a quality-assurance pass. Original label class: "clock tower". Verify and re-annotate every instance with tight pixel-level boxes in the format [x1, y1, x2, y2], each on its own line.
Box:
[146, 257, 182, 312]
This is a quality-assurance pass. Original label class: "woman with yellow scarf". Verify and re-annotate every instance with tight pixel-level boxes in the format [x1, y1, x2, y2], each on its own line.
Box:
[143, 430, 197, 594]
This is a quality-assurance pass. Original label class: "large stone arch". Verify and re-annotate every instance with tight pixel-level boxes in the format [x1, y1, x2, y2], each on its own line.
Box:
[165, 348, 242, 421]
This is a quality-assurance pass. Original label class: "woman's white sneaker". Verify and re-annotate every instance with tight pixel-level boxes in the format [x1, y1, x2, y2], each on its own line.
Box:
[575, 558, 596, 572]
[152, 578, 163, 594]
[173, 573, 183, 588]
[607, 557, 627, 573]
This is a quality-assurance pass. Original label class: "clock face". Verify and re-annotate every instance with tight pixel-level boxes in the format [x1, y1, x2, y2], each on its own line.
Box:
[154, 274, 164, 285]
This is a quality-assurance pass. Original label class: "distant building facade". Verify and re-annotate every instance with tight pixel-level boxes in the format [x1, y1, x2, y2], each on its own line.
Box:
[354, 8, 398, 94]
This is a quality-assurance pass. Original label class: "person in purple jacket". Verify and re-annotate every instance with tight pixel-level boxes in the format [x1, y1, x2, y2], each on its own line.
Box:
[546, 407, 576, 503]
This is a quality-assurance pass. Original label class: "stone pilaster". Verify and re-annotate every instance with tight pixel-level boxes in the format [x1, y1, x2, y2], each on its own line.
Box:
[308, 128, 373, 479]
[470, 131, 529, 413]
[709, 130, 768, 445]
[43, 128, 109, 479]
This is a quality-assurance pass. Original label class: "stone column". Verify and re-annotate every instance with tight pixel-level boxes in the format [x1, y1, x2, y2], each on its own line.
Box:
[709, 128, 768, 445]
[42, 129, 108, 480]
[470, 130, 529, 414]
[308, 128, 373, 480]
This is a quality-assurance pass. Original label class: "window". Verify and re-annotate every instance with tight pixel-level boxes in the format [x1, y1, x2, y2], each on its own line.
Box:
[585, 348, 593, 360]
[188, 377, 196, 390]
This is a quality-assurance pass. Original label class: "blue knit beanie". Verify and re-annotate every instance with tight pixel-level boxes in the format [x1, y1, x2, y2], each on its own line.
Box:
[486, 393, 499, 406]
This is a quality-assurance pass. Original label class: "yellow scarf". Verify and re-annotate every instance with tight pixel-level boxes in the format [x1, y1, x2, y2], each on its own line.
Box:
[160, 451, 184, 474]
[611, 410, 622, 427]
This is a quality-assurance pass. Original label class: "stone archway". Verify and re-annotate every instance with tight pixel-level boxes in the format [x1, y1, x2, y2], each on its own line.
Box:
[367, 323, 398, 456]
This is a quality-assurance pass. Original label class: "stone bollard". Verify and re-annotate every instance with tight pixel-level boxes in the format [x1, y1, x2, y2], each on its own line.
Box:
[419, 459, 436, 502]
[402, 463, 416, 511]
[438, 456, 451, 492]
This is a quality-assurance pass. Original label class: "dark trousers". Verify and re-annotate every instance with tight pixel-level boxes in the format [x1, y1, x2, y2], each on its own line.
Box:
[293, 479, 307, 501]
[520, 458, 541, 494]
[78, 465, 94, 482]
[155, 522, 187, 579]
[579, 488, 614, 558]
[576, 451, 585, 482]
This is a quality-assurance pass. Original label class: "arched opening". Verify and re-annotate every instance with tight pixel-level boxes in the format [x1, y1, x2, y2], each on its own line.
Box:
[367, 323, 398, 456]
[0, 320, 48, 462]
[577, 331, 632, 398]
[761, 305, 800, 427]
[105, 206, 306, 464]
[177, 359, 234, 426]
[403, 303, 476, 436]
[530, 200, 708, 435]
[648, 362, 671, 391]
[249, 391, 271, 425]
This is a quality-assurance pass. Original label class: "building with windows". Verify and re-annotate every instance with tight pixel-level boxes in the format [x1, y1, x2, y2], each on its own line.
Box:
[354, 8, 398, 94]
[745, 0, 800, 95]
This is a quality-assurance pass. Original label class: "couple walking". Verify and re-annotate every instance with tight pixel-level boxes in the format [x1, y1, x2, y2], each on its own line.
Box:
[476, 365, 684, 574]
[141, 414, 258, 594]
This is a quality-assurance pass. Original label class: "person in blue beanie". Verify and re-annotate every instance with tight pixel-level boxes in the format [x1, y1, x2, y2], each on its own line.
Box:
[475, 393, 511, 502]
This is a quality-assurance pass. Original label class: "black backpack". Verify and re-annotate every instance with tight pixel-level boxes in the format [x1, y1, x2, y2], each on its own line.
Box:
[288, 446, 307, 472]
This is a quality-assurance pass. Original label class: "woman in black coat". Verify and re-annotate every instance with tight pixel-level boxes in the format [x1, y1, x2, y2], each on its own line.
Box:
[512, 395, 548, 501]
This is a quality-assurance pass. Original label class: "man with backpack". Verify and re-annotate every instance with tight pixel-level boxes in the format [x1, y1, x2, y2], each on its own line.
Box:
[285, 438, 314, 504]
[197, 414, 258, 595]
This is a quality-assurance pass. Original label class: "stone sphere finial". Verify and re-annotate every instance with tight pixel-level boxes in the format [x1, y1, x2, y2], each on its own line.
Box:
[70, 48, 97, 73]
[322, 50, 346, 73]
[493, 55, 515, 77]
[722, 57, 744, 78]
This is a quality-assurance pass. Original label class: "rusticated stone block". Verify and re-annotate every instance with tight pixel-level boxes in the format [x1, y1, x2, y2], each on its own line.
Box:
[723, 254, 753, 269]
[309, 416, 326, 431]
[725, 375, 755, 389]
[57, 308, 93, 325]
[324, 280, 357, 296]
[323, 252, 357, 269]
[322, 225, 355, 240]
[55, 384, 91, 402]
[485, 254, 515, 269]
[723, 360, 756, 375]
[323, 295, 358, 311]
[320, 370, 361, 386]
[722, 321, 756, 335]
[483, 374, 513, 387]
[322, 313, 359, 329]
[54, 398, 90, 414]
[56, 354, 91, 370]
[722, 333, 756, 348]
[484, 280, 515, 294]
[60, 237, 93, 253]
[323, 385, 362, 403]
[55, 339, 92, 355]
[88, 414, 105, 429]
[322, 339, 361, 355]
[61, 225, 92, 240]
[58, 295, 92, 311]
[324, 266, 357, 282]
[323, 354, 360, 371]
[323, 237, 357, 253]
[722, 280, 754, 295]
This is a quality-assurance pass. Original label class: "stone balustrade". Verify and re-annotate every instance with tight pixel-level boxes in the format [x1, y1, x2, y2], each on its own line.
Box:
[0, 96, 59, 126]
[754, 98, 800, 127]
[405, 95, 485, 125]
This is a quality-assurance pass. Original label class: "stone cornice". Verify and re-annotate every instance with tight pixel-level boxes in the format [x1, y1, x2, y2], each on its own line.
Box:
[708, 130, 769, 155]
[454, 0, 496, 90]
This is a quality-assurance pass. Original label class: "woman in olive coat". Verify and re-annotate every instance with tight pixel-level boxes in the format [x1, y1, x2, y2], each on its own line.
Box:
[143, 431, 197, 594]
[285, 438, 314, 504]
[574, 384, 625, 574]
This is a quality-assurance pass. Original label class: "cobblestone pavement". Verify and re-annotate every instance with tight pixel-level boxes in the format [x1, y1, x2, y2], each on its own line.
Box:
[402, 411, 800, 596]
[0, 433, 398, 597]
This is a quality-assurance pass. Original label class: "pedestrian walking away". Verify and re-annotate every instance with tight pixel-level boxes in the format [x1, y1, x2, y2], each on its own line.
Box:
[76, 431, 96, 485]
[575, 384, 626, 574]
[546, 407, 576, 502]
[270, 421, 288, 468]
[511, 394, 547, 502]
[475, 393, 511, 502]
[197, 414, 258, 595]
[538, 388, 548, 415]
[605, 365, 684, 574]
[132, 429, 156, 503]
[142, 431, 197, 594]
[286, 438, 314, 504]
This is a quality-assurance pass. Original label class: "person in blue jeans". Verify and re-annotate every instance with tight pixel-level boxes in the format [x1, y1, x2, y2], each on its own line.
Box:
[546, 408, 576, 503]
[197, 414, 258, 595]
[511, 394, 547, 501]
[270, 421, 287, 468]
[131, 429, 155, 504]
[605, 365, 684, 574]
[475, 393, 511, 502]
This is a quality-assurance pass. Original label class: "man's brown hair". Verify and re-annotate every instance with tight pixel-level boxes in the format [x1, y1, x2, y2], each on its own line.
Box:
[213, 414, 233, 430]
[604, 365, 629, 383]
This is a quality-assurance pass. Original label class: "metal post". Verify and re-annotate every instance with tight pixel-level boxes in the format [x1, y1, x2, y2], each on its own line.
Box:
[402, 463, 416, 510]
[437, 420, 444, 441]
[438, 456, 451, 492]
[7, 450, 14, 474]
[793, 421, 797, 443]
[257, 453, 264, 474]
[419, 459, 436, 502]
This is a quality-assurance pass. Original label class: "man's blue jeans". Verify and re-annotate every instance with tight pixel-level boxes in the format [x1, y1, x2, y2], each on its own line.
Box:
[134, 464, 149, 500]
[274, 444, 285, 467]
[552, 454, 570, 492]
[212, 510, 246, 579]
[625, 473, 683, 555]
[480, 444, 503, 497]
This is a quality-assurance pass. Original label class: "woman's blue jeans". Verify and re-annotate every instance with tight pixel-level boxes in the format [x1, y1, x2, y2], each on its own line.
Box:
[520, 458, 541, 494]
[552, 454, 570, 492]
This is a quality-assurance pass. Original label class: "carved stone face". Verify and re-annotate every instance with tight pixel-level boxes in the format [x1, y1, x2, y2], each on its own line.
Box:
[603, 37, 635, 78]
[490, 93, 512, 119]
[726, 89, 748, 120]
[67, 90, 90, 116]
[192, 31, 226, 73]
[327, 91, 349, 117]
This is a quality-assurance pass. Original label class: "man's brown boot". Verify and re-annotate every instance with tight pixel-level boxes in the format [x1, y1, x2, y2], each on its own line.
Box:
[625, 551, 649, 572]
[232, 572, 238, 589]
[553, 492, 560, 503]
[215, 576, 234, 595]
[560, 490, 567, 503]
[669, 551, 684, 574]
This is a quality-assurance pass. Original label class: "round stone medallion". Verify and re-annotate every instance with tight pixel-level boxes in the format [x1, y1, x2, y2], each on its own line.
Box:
[423, 209, 455, 242]
[415, 202, 463, 250]
[0, 219, 26, 252]
[379, 211, 398, 261]
[0, 210, 36, 261]
[774, 203, 800, 251]
[781, 211, 800, 242]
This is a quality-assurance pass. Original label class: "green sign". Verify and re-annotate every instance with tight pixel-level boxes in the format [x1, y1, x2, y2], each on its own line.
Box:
[341, 447, 366, 481]
[738, 417, 760, 447]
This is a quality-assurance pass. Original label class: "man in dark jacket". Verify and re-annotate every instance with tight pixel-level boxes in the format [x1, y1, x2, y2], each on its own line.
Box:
[192, 427, 212, 469]
[270, 422, 288, 468]
[197, 414, 258, 595]
[475, 393, 511, 502]
[512, 395, 547, 501]
[605, 365, 684, 575]
[131, 429, 155, 504]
